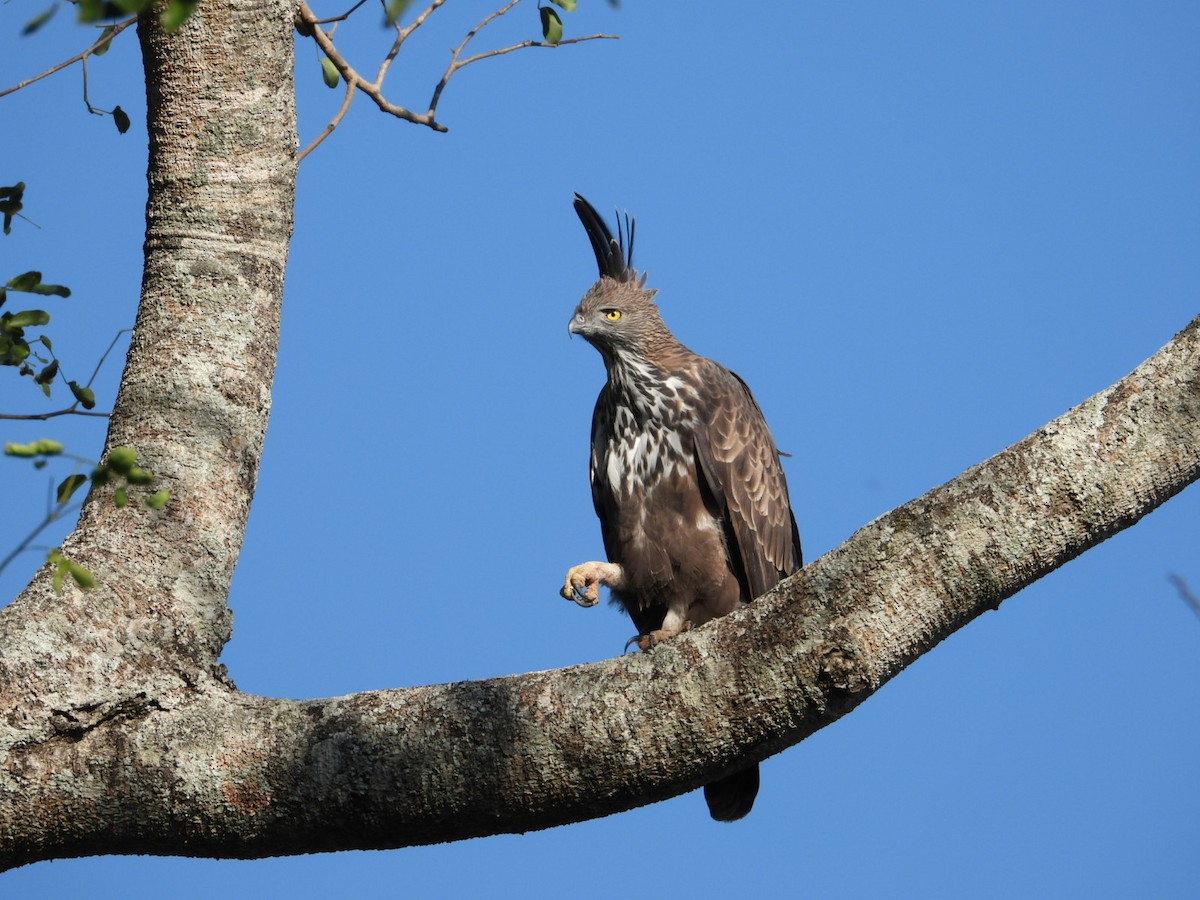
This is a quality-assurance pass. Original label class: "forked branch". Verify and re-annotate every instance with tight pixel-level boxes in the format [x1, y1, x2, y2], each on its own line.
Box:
[295, 0, 617, 160]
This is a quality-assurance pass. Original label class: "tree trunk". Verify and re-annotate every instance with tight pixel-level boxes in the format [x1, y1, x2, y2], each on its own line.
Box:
[0, 0, 296, 868]
[0, 0, 1197, 872]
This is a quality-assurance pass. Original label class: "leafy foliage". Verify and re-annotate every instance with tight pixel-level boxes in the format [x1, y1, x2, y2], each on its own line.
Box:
[1, 271, 76, 399]
[0, 186, 159, 591]
[75, 0, 198, 32]
[0, 183, 25, 235]
[3, 442, 171, 592]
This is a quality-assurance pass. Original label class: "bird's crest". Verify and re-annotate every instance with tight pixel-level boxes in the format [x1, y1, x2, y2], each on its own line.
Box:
[574, 193, 648, 288]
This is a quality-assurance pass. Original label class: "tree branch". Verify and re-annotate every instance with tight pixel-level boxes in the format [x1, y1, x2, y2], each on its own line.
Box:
[0, 19, 135, 100]
[3, 313, 1196, 868]
[295, 0, 618, 147]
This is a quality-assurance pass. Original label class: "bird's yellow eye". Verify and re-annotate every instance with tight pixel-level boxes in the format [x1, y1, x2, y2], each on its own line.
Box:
[604, 309, 622, 321]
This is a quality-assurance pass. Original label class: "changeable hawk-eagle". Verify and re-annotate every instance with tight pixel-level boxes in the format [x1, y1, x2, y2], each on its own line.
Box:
[560, 194, 802, 821]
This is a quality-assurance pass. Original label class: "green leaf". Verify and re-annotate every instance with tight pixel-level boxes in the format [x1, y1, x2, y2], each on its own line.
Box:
[0, 182, 23, 235]
[5, 439, 63, 457]
[319, 57, 338, 89]
[540, 6, 563, 44]
[113, 105, 131, 135]
[548, 0, 577, 10]
[146, 490, 171, 510]
[29, 282, 71, 298]
[75, 0, 105, 23]
[113, 486, 129, 508]
[52, 565, 65, 594]
[126, 466, 155, 486]
[106, 446, 138, 475]
[67, 561, 95, 589]
[384, 0, 413, 25]
[7, 272, 43, 292]
[4, 309, 50, 328]
[4, 271, 69, 298]
[35, 359, 59, 385]
[69, 381, 97, 410]
[160, 0, 198, 32]
[93, 25, 117, 57]
[1, 342, 32, 365]
[56, 473, 89, 506]
[23, 4, 58, 36]
[320, 57, 340, 89]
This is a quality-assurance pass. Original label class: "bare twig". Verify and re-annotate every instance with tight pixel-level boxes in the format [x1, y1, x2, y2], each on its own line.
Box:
[426, 0, 617, 121]
[310, 0, 370, 25]
[0, 494, 86, 578]
[81, 328, 133, 390]
[298, 79, 357, 162]
[298, 1, 443, 132]
[392, 0, 452, 54]
[1168, 573, 1200, 621]
[0, 408, 111, 421]
[0, 19, 135, 100]
[428, 33, 617, 122]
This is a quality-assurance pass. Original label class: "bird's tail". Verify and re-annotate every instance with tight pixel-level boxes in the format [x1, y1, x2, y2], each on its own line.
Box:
[703, 763, 760, 822]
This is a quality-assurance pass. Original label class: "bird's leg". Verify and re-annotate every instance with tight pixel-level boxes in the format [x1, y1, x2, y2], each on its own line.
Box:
[625, 611, 692, 652]
[561, 561, 626, 608]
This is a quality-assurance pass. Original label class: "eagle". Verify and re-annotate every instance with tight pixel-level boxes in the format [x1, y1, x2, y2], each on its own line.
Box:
[560, 194, 802, 821]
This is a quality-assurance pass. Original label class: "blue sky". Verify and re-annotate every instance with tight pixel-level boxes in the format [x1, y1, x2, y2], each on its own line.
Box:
[3, 2, 1199, 897]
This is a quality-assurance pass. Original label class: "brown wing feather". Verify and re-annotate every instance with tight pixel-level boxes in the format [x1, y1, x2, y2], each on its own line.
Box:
[692, 362, 801, 601]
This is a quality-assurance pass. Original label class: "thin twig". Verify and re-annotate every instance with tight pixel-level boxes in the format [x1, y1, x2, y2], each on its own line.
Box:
[298, 79, 357, 162]
[388, 0, 453, 73]
[1168, 573, 1200, 621]
[81, 328, 133, 390]
[0, 408, 111, 421]
[428, 34, 617, 122]
[0, 497, 84, 578]
[298, 1, 442, 131]
[295, 0, 617, 153]
[310, 0, 370, 25]
[0, 19, 135, 100]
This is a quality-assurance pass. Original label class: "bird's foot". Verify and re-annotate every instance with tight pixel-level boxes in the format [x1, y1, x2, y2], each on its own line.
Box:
[560, 561, 624, 608]
[623, 624, 688, 653]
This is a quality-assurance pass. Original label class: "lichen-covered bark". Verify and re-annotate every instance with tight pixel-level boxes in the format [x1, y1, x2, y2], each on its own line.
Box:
[0, 0, 1197, 872]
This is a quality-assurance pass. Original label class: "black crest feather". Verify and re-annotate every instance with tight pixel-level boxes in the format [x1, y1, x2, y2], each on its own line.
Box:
[574, 193, 638, 283]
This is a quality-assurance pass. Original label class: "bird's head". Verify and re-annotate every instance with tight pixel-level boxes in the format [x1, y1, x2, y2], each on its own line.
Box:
[568, 194, 671, 362]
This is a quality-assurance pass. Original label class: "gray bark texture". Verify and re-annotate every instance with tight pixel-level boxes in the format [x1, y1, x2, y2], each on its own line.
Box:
[1, 0, 1198, 872]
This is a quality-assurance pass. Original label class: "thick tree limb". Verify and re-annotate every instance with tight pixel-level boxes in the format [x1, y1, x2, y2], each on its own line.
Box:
[1, 313, 1196, 868]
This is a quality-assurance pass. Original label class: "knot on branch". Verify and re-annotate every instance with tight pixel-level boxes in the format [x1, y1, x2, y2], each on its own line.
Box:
[50, 692, 161, 741]
[817, 638, 870, 696]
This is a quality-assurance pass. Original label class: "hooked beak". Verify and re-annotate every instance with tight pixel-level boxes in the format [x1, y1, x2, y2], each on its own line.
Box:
[567, 312, 584, 337]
